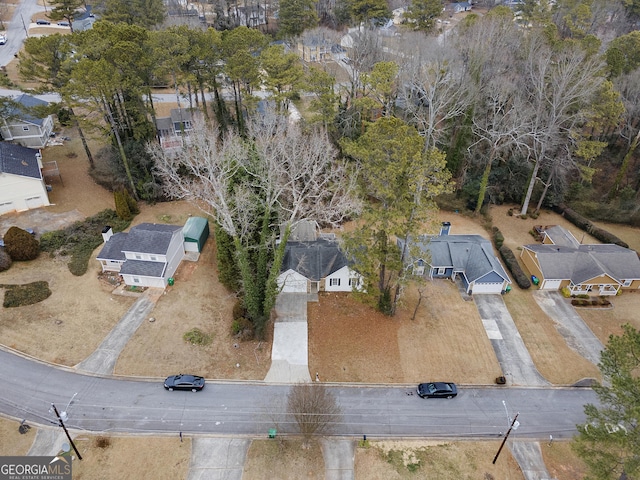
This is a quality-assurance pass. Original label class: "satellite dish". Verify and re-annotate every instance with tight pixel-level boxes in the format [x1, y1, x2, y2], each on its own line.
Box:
[61, 443, 70, 452]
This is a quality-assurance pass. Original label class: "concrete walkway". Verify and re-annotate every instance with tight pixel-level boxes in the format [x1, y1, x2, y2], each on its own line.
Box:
[27, 428, 69, 457]
[474, 295, 549, 387]
[510, 441, 554, 480]
[75, 290, 161, 375]
[321, 438, 355, 480]
[264, 293, 313, 383]
[533, 291, 604, 367]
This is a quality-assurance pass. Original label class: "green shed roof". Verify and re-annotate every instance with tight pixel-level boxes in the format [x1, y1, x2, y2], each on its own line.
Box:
[183, 216, 209, 241]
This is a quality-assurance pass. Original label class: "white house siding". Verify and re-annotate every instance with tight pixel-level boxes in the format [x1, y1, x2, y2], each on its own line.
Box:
[0, 173, 50, 213]
[325, 265, 360, 292]
[100, 259, 123, 272]
[1, 116, 54, 149]
[278, 269, 309, 293]
[121, 274, 166, 289]
[164, 232, 186, 279]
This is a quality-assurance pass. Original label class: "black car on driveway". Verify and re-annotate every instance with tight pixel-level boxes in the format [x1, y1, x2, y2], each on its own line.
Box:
[417, 382, 457, 399]
[164, 374, 205, 392]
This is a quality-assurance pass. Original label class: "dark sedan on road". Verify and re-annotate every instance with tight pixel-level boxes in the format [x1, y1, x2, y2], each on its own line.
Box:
[164, 374, 205, 392]
[417, 382, 458, 399]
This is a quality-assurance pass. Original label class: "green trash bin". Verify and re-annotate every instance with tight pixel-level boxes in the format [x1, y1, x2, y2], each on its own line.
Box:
[268, 428, 277, 439]
[168, 277, 174, 286]
[531, 275, 539, 286]
[505, 285, 512, 293]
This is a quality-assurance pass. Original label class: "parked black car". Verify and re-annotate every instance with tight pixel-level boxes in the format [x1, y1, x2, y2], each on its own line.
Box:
[417, 382, 458, 399]
[36, 19, 51, 25]
[163, 374, 205, 392]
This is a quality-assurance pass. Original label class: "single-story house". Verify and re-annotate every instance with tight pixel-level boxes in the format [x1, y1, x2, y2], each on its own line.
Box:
[72, 5, 97, 32]
[520, 225, 640, 295]
[96, 223, 186, 288]
[277, 221, 363, 293]
[0, 142, 51, 215]
[0, 94, 54, 149]
[398, 222, 511, 295]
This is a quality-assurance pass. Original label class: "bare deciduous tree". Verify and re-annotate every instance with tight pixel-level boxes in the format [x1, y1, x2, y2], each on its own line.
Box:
[287, 382, 342, 441]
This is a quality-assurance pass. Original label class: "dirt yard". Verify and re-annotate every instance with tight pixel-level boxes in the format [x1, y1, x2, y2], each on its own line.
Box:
[0, 130, 635, 477]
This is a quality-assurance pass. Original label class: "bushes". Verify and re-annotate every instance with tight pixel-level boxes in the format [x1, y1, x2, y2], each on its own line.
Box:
[2, 281, 51, 307]
[492, 226, 504, 249]
[0, 248, 11, 272]
[183, 328, 213, 346]
[499, 245, 531, 289]
[3, 227, 39, 261]
[40, 209, 130, 276]
[557, 204, 629, 248]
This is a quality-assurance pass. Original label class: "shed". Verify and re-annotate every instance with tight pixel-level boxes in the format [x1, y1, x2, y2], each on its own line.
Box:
[182, 216, 209, 253]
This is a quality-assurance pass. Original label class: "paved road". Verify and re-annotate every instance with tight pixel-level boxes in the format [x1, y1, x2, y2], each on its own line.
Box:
[0, 0, 45, 67]
[0, 348, 595, 440]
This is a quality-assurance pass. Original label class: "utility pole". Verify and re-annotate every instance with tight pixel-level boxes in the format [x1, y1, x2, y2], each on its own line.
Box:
[493, 412, 519, 464]
[51, 403, 83, 460]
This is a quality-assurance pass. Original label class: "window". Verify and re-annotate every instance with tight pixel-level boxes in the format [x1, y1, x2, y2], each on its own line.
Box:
[437, 267, 446, 275]
[150, 256, 157, 261]
[22, 126, 30, 131]
[133, 278, 140, 283]
[135, 254, 142, 260]
[623, 279, 632, 287]
[329, 278, 340, 287]
[414, 266, 425, 276]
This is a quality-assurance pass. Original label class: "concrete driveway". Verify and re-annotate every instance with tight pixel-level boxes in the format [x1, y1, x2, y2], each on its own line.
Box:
[533, 291, 604, 367]
[474, 295, 549, 386]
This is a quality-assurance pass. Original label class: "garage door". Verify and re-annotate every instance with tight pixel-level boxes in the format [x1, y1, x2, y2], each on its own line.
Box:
[471, 282, 504, 294]
[541, 279, 562, 290]
[0, 201, 15, 215]
[25, 196, 45, 209]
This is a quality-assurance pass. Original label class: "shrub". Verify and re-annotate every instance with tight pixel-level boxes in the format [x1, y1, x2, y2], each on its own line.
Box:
[0, 248, 12, 272]
[492, 226, 504, 249]
[561, 287, 571, 298]
[123, 189, 139, 215]
[3, 281, 51, 307]
[114, 190, 132, 221]
[183, 328, 213, 346]
[499, 245, 531, 289]
[231, 317, 254, 340]
[3, 227, 39, 261]
[232, 298, 247, 321]
[557, 204, 628, 248]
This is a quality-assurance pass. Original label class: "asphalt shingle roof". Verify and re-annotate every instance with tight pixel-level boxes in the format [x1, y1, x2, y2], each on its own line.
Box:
[8, 94, 49, 127]
[0, 142, 42, 178]
[281, 238, 348, 280]
[121, 223, 182, 255]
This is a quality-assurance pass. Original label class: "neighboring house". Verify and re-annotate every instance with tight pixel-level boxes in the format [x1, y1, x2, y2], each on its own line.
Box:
[72, 5, 96, 32]
[297, 31, 333, 62]
[277, 221, 363, 293]
[520, 225, 640, 295]
[96, 223, 186, 288]
[0, 142, 51, 215]
[398, 222, 511, 295]
[0, 94, 54, 148]
[155, 108, 194, 151]
[448, 1, 472, 13]
[228, 5, 267, 27]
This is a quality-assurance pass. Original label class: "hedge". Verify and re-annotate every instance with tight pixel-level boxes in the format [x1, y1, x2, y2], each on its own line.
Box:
[492, 226, 504, 249]
[556, 204, 629, 248]
[499, 245, 531, 289]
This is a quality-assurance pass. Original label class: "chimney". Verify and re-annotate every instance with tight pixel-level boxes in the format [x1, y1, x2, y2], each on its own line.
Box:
[102, 226, 113, 243]
[440, 222, 451, 236]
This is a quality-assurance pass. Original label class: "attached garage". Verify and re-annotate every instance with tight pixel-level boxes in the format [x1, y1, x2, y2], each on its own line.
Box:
[541, 279, 562, 290]
[470, 282, 505, 294]
[278, 269, 309, 293]
[182, 216, 210, 253]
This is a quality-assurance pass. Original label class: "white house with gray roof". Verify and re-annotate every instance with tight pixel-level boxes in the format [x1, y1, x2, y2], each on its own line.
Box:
[278, 236, 363, 294]
[0, 142, 50, 215]
[398, 223, 511, 295]
[520, 225, 640, 294]
[0, 94, 54, 149]
[97, 223, 185, 288]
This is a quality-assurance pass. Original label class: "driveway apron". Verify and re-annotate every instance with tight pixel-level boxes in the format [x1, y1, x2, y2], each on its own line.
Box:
[187, 438, 250, 480]
[509, 441, 553, 480]
[533, 291, 604, 366]
[474, 295, 549, 386]
[75, 291, 160, 375]
[321, 438, 355, 480]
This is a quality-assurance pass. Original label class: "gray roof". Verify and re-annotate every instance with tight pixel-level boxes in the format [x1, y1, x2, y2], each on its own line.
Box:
[8, 94, 49, 127]
[543, 225, 580, 248]
[524, 243, 640, 283]
[96, 232, 127, 261]
[0, 142, 42, 178]
[281, 238, 348, 281]
[120, 259, 166, 277]
[399, 234, 511, 283]
[121, 223, 182, 255]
